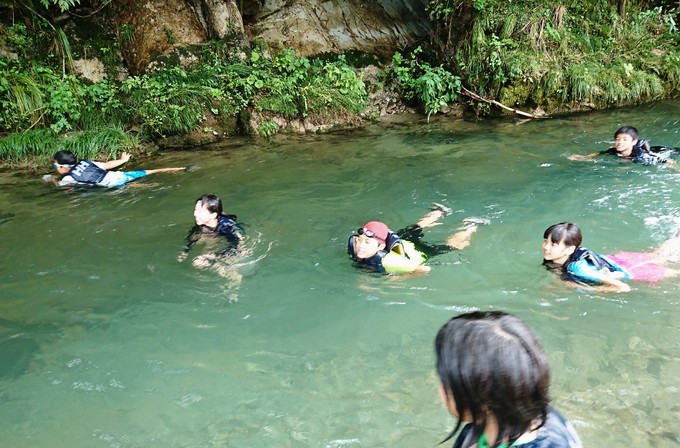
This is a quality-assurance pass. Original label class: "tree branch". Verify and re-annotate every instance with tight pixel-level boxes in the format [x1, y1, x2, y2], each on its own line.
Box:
[458, 86, 548, 119]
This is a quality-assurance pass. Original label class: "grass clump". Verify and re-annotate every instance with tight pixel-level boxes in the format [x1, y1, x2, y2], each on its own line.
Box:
[429, 0, 680, 113]
[0, 126, 140, 165]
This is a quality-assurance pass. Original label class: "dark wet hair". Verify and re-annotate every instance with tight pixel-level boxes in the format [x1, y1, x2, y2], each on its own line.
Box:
[435, 311, 550, 447]
[53, 150, 77, 165]
[614, 126, 639, 141]
[196, 193, 223, 215]
[543, 222, 582, 248]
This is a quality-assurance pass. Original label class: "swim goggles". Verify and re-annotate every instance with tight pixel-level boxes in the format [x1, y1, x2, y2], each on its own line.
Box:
[357, 227, 377, 238]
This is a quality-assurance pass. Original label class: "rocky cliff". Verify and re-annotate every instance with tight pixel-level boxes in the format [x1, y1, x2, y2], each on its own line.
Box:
[108, 0, 431, 74]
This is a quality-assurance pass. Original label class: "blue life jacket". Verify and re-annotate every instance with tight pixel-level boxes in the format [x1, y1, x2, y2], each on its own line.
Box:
[347, 230, 403, 273]
[565, 247, 629, 284]
[68, 160, 107, 184]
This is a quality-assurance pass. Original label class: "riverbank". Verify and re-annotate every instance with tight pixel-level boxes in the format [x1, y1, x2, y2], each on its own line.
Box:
[1, 1, 678, 170]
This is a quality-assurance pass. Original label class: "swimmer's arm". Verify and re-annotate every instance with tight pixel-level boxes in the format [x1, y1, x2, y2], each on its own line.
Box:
[383, 252, 428, 276]
[597, 275, 631, 293]
[178, 226, 201, 262]
[99, 152, 131, 170]
[567, 151, 600, 161]
[42, 174, 60, 185]
[387, 264, 431, 280]
[563, 277, 631, 293]
[588, 282, 630, 293]
[192, 253, 216, 269]
[213, 230, 243, 257]
[414, 265, 431, 274]
[52, 175, 78, 186]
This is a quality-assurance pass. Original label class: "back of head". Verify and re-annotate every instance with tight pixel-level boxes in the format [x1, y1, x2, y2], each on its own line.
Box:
[196, 193, 223, 215]
[544, 222, 582, 248]
[435, 311, 551, 443]
[614, 126, 639, 141]
[54, 150, 77, 165]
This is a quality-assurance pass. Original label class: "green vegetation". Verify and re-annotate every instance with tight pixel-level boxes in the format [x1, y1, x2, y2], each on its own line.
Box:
[2, 0, 679, 166]
[428, 0, 680, 113]
[389, 47, 462, 120]
[39, 0, 80, 12]
[0, 19, 368, 165]
[0, 126, 139, 165]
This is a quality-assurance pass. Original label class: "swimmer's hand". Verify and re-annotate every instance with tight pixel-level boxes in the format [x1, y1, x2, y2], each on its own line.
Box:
[192, 254, 216, 269]
[391, 265, 431, 280]
[120, 152, 132, 163]
[599, 278, 631, 293]
[177, 252, 188, 262]
[616, 283, 631, 293]
[42, 174, 60, 186]
[568, 154, 596, 161]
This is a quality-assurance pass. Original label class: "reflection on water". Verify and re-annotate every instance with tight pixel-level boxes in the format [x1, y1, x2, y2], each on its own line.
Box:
[1, 100, 680, 447]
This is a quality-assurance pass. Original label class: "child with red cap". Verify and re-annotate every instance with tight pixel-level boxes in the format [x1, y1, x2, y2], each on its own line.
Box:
[348, 204, 488, 274]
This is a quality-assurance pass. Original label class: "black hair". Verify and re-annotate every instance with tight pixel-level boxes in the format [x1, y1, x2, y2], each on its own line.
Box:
[614, 126, 639, 141]
[53, 150, 77, 165]
[195, 193, 223, 216]
[543, 222, 582, 248]
[435, 311, 550, 447]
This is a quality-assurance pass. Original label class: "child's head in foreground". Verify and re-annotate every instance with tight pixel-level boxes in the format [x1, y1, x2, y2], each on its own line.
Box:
[435, 311, 551, 444]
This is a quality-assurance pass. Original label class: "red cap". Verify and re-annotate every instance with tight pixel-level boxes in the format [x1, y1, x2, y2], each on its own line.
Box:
[361, 221, 389, 243]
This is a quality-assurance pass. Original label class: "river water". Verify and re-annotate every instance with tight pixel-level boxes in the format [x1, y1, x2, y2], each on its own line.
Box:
[1, 101, 679, 447]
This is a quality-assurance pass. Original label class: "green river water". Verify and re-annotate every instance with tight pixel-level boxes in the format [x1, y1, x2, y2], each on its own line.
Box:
[1, 100, 680, 447]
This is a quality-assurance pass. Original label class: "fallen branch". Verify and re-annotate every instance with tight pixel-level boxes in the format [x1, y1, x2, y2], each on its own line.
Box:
[458, 86, 548, 119]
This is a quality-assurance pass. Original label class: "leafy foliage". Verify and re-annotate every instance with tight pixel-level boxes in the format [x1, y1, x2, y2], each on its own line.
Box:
[429, 0, 680, 112]
[243, 48, 367, 126]
[39, 0, 81, 12]
[119, 67, 222, 136]
[259, 119, 279, 138]
[390, 47, 461, 119]
[0, 35, 368, 157]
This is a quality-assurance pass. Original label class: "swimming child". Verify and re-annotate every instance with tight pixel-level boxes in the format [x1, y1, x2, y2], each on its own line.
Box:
[348, 203, 488, 275]
[542, 222, 680, 293]
[435, 311, 582, 448]
[568, 126, 675, 165]
[178, 193, 244, 269]
[50, 150, 188, 188]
